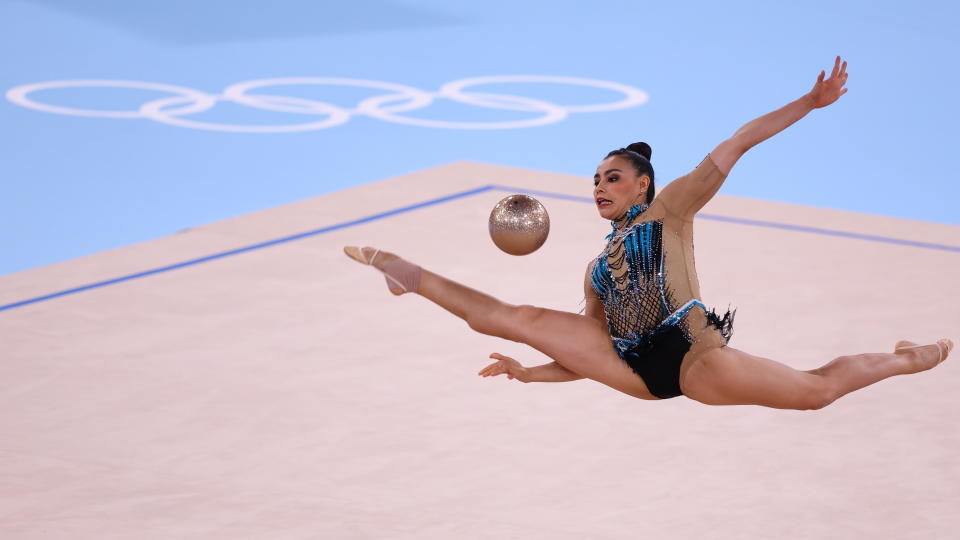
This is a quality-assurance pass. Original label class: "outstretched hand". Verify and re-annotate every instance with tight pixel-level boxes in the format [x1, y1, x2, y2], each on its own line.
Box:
[478, 353, 529, 382]
[808, 56, 849, 109]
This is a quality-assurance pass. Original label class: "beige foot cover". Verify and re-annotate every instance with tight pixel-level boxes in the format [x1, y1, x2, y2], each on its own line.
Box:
[895, 339, 954, 364]
[343, 246, 421, 294]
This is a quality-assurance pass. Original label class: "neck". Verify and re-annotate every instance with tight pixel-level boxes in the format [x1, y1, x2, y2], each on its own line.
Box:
[611, 202, 646, 230]
[612, 212, 631, 229]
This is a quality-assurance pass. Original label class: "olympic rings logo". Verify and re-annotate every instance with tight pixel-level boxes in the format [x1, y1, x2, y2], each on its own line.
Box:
[5, 76, 648, 133]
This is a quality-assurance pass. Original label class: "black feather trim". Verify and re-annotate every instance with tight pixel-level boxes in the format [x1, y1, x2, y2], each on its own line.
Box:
[704, 306, 736, 343]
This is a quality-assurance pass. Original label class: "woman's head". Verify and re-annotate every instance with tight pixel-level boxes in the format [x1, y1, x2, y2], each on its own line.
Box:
[593, 142, 655, 221]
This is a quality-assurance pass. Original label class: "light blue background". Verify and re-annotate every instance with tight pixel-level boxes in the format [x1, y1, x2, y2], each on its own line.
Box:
[2, 0, 957, 276]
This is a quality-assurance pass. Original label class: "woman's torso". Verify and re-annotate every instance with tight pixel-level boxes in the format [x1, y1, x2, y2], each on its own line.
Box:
[590, 154, 730, 349]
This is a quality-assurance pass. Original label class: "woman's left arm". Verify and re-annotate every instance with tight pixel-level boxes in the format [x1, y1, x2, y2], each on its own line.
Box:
[658, 57, 849, 220]
[711, 56, 849, 176]
[478, 353, 584, 383]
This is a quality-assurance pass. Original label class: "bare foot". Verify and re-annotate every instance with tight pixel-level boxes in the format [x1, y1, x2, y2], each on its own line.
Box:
[343, 246, 416, 295]
[894, 339, 953, 373]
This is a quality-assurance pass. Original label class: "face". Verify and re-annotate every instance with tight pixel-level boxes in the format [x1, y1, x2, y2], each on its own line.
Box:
[593, 156, 650, 220]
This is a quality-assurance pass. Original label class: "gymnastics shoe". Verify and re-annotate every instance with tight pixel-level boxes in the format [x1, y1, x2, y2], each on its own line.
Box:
[343, 246, 421, 295]
[893, 339, 954, 369]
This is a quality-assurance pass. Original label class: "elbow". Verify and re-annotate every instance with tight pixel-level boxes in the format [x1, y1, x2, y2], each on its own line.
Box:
[726, 133, 753, 155]
[711, 136, 750, 176]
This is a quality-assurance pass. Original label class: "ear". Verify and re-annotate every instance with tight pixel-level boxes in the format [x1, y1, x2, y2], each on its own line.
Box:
[639, 175, 651, 192]
[636, 175, 652, 203]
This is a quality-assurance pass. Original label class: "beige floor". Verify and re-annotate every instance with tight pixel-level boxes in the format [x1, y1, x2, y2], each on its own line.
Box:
[1, 161, 958, 539]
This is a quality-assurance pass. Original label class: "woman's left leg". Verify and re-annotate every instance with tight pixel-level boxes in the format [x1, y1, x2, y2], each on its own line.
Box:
[681, 342, 950, 410]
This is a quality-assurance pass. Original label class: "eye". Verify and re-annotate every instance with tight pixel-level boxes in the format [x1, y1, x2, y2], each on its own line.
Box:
[608, 176, 618, 182]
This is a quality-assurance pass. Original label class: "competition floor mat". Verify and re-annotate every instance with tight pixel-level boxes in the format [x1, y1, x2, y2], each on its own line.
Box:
[2, 162, 959, 539]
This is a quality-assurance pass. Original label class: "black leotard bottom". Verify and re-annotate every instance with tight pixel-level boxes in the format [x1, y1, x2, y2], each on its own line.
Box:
[615, 308, 735, 399]
[618, 324, 690, 399]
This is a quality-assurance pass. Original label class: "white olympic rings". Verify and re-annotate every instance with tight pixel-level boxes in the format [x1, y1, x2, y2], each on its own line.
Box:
[5, 76, 648, 133]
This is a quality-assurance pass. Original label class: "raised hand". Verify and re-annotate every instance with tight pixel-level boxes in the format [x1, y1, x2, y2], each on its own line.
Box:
[478, 352, 529, 382]
[808, 56, 849, 109]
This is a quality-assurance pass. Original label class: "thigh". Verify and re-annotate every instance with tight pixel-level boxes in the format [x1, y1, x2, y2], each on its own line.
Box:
[680, 346, 830, 410]
[509, 305, 660, 400]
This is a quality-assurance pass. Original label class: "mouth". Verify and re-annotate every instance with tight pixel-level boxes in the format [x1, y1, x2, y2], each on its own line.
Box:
[596, 197, 613, 209]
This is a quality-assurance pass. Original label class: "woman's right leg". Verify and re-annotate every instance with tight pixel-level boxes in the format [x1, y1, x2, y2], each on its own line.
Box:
[346, 247, 660, 400]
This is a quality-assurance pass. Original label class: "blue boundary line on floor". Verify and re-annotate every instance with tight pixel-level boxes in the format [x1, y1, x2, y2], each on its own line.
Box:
[0, 185, 493, 313]
[2, 184, 957, 313]
[496, 185, 960, 253]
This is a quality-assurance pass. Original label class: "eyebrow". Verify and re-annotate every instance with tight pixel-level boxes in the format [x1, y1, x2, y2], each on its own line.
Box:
[593, 168, 622, 179]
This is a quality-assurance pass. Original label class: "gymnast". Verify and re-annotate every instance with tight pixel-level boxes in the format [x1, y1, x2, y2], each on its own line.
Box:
[344, 56, 953, 410]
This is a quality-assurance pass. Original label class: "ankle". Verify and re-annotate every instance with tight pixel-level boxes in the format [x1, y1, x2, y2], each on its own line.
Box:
[383, 258, 421, 293]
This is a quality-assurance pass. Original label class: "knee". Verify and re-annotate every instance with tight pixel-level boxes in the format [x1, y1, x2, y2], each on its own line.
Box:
[467, 303, 541, 340]
[803, 396, 835, 411]
[800, 384, 838, 411]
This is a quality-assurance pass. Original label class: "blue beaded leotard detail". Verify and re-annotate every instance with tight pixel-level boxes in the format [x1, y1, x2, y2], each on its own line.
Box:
[590, 203, 732, 398]
[591, 204, 695, 344]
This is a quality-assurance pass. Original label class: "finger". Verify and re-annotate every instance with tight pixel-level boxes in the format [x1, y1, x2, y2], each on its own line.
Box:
[817, 70, 825, 83]
[840, 60, 847, 77]
[830, 56, 840, 78]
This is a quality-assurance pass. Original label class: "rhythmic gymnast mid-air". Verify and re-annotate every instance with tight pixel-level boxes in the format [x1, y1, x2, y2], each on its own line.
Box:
[344, 56, 953, 410]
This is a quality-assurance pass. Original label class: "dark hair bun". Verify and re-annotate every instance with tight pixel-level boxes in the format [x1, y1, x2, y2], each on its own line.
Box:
[626, 142, 652, 161]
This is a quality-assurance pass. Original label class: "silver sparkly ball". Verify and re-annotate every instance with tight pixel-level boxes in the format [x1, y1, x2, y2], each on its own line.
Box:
[488, 194, 550, 256]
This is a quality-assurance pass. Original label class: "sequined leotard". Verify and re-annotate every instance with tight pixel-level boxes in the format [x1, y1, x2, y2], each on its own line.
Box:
[589, 154, 734, 399]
